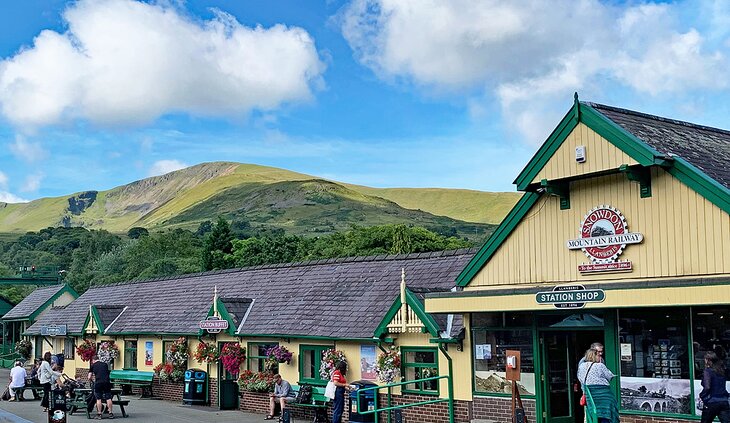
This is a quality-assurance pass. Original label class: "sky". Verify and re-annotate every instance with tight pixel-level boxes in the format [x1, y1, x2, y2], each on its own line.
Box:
[1, 0, 730, 203]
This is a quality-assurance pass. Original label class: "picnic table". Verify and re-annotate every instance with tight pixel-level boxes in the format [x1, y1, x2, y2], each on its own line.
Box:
[68, 387, 130, 418]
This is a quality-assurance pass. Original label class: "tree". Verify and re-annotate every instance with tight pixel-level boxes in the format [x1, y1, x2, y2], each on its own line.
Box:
[202, 217, 234, 270]
[127, 227, 149, 239]
[195, 221, 213, 237]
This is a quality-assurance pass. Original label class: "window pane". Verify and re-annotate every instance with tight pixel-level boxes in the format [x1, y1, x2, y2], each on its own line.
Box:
[473, 329, 535, 395]
[302, 349, 315, 379]
[473, 312, 502, 327]
[619, 308, 691, 415]
[691, 307, 730, 415]
[124, 341, 137, 369]
[403, 349, 438, 394]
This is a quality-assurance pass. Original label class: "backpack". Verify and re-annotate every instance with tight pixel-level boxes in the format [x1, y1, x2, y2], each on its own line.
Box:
[1, 388, 10, 401]
[296, 384, 313, 404]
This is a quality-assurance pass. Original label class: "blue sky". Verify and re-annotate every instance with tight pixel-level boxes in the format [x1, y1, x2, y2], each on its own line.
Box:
[1, 0, 730, 202]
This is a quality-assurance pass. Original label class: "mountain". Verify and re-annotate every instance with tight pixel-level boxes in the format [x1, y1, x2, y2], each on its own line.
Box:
[0, 162, 520, 239]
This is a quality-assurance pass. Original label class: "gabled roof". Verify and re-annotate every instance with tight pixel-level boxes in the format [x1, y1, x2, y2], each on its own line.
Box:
[0, 297, 15, 317]
[457, 96, 730, 287]
[2, 284, 77, 321]
[26, 249, 475, 339]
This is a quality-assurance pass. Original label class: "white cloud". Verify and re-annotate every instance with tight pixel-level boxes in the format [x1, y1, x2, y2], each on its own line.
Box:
[0, 191, 29, 203]
[0, 171, 7, 189]
[9, 135, 48, 162]
[340, 0, 730, 143]
[0, 0, 325, 129]
[148, 159, 188, 177]
[20, 172, 44, 192]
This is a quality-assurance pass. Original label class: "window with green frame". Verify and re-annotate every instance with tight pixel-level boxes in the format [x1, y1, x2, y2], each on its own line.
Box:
[402, 347, 439, 395]
[124, 341, 138, 370]
[299, 345, 333, 385]
[248, 342, 278, 373]
[64, 337, 75, 359]
[162, 340, 174, 363]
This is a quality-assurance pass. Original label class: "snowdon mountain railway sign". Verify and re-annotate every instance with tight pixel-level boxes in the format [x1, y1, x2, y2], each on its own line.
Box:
[536, 284, 605, 308]
[567, 205, 643, 274]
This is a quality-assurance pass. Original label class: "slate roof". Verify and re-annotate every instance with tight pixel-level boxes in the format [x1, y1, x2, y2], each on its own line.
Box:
[96, 306, 126, 329]
[588, 102, 730, 189]
[220, 298, 253, 328]
[27, 249, 475, 339]
[3, 284, 66, 320]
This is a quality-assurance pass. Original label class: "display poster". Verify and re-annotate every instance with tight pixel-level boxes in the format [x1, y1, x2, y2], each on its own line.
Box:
[620, 377, 691, 414]
[475, 344, 492, 360]
[621, 343, 633, 361]
[360, 345, 376, 380]
[145, 341, 153, 366]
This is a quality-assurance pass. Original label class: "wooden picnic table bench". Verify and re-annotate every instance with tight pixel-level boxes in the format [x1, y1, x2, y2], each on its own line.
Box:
[68, 387, 130, 419]
[110, 370, 154, 398]
[289, 385, 330, 423]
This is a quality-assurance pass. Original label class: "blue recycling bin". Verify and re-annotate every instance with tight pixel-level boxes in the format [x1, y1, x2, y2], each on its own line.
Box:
[182, 369, 208, 405]
[349, 380, 377, 422]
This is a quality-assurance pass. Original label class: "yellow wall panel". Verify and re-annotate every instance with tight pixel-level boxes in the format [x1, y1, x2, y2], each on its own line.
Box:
[469, 169, 730, 288]
[531, 123, 638, 184]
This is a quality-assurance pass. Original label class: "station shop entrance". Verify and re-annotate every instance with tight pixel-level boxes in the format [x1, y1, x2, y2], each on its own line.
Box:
[538, 314, 605, 423]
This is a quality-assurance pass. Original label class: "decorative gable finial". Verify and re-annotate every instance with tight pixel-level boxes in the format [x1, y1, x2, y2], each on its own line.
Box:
[213, 285, 218, 318]
[574, 92, 581, 120]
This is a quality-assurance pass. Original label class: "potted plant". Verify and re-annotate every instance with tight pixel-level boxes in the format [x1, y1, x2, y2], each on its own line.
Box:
[194, 341, 219, 364]
[155, 337, 188, 382]
[14, 339, 32, 360]
[319, 348, 347, 380]
[76, 339, 97, 362]
[98, 341, 120, 365]
[374, 346, 401, 383]
[219, 343, 246, 376]
[237, 370, 276, 393]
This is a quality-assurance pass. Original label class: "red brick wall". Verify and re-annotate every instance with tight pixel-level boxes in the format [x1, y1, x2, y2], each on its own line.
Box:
[75, 368, 90, 381]
[473, 396, 536, 423]
[150, 377, 184, 402]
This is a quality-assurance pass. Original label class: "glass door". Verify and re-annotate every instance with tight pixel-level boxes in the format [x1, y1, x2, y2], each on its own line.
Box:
[217, 342, 239, 410]
[542, 332, 574, 423]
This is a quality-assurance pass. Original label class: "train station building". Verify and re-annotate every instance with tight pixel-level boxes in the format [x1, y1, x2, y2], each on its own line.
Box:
[7, 97, 730, 423]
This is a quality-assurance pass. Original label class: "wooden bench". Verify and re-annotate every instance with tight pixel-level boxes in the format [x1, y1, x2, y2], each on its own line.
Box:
[289, 385, 330, 423]
[18, 380, 44, 400]
[110, 370, 154, 398]
[67, 388, 130, 419]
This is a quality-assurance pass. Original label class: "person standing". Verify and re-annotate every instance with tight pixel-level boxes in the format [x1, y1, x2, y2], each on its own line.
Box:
[578, 342, 604, 366]
[88, 355, 114, 420]
[8, 361, 27, 401]
[265, 374, 295, 420]
[699, 351, 730, 423]
[331, 361, 351, 423]
[577, 348, 619, 423]
[39, 352, 60, 412]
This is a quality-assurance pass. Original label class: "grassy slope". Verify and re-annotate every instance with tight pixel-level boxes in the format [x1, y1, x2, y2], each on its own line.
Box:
[0, 162, 517, 234]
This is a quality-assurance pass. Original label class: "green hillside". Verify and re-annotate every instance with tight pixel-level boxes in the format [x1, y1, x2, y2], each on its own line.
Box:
[0, 162, 518, 239]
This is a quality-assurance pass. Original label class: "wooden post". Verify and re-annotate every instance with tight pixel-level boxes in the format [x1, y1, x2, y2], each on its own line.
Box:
[506, 350, 527, 423]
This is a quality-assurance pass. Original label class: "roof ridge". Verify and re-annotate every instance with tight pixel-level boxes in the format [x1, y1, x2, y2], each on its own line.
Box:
[84, 248, 478, 290]
[585, 102, 730, 138]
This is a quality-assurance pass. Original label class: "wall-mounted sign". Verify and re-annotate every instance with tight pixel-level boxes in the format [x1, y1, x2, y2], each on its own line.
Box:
[40, 324, 67, 337]
[567, 205, 643, 273]
[199, 316, 228, 333]
[535, 284, 605, 308]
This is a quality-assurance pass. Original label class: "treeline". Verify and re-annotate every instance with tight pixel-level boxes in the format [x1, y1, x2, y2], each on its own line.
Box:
[0, 219, 472, 302]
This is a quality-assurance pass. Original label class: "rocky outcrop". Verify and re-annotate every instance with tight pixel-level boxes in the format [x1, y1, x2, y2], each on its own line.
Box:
[67, 191, 98, 215]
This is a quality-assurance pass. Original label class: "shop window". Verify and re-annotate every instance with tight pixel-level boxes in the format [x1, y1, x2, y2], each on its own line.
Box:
[299, 345, 332, 385]
[402, 347, 439, 395]
[473, 312, 533, 328]
[162, 340, 173, 362]
[248, 342, 278, 373]
[124, 341, 138, 370]
[64, 338, 75, 359]
[618, 308, 691, 415]
[472, 329, 535, 395]
[691, 306, 730, 415]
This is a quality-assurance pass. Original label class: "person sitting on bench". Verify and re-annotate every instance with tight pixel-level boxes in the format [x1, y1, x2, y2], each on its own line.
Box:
[265, 374, 295, 420]
[8, 361, 26, 401]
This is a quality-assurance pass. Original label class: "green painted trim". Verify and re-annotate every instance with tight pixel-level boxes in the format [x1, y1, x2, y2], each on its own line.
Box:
[619, 410, 697, 420]
[401, 346, 440, 396]
[472, 391, 537, 399]
[373, 289, 441, 338]
[298, 344, 333, 385]
[81, 305, 105, 334]
[513, 104, 580, 189]
[247, 341, 278, 372]
[373, 296, 404, 339]
[456, 192, 541, 287]
[25, 284, 78, 323]
[239, 334, 375, 342]
[687, 308, 697, 417]
[666, 156, 730, 214]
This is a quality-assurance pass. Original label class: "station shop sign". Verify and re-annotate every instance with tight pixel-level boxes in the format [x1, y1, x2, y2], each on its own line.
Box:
[535, 284, 605, 308]
[566, 205, 643, 274]
[199, 316, 228, 334]
[40, 324, 67, 337]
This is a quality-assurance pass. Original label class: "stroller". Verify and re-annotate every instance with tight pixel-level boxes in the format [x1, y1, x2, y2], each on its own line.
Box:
[56, 374, 86, 413]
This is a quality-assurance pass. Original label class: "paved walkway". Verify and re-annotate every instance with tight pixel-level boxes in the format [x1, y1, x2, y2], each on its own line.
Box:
[0, 369, 308, 423]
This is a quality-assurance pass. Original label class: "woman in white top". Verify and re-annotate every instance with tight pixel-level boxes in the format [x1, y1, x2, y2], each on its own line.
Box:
[38, 352, 61, 412]
[577, 348, 618, 423]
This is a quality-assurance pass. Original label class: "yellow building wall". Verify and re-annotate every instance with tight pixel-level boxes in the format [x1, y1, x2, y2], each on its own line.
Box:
[53, 292, 76, 308]
[468, 169, 730, 288]
[531, 123, 639, 184]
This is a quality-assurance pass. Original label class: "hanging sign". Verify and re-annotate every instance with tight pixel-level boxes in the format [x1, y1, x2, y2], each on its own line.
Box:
[535, 284, 605, 308]
[199, 316, 228, 333]
[567, 205, 643, 273]
[40, 324, 67, 337]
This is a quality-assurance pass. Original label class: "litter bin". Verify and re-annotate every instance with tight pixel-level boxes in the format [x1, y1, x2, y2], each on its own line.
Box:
[182, 369, 209, 405]
[349, 380, 378, 422]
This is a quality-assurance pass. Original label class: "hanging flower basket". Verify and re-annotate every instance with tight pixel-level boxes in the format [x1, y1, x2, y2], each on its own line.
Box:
[266, 345, 293, 364]
[15, 339, 32, 360]
[319, 348, 347, 380]
[237, 370, 276, 393]
[374, 346, 401, 383]
[220, 343, 246, 376]
[194, 341, 219, 364]
[76, 339, 96, 362]
[165, 337, 189, 368]
[98, 341, 120, 364]
[154, 362, 184, 383]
